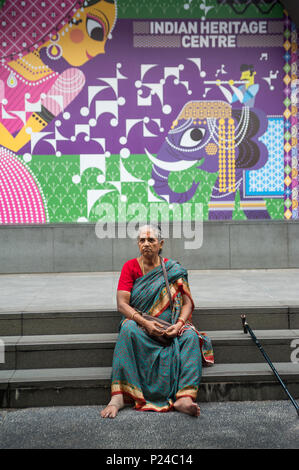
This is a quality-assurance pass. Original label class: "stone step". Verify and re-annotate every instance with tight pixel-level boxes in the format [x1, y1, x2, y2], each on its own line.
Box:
[1, 306, 298, 336]
[1, 363, 299, 408]
[1, 330, 298, 370]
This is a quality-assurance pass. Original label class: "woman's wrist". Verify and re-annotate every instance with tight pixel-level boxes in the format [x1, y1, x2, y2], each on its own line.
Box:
[130, 310, 145, 326]
[131, 311, 138, 321]
[175, 317, 186, 334]
[176, 317, 186, 327]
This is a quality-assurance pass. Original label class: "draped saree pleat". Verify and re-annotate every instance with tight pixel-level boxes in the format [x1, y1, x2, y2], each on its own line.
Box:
[111, 259, 214, 412]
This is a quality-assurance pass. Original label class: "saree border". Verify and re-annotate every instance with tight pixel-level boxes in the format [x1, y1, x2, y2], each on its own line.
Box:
[175, 385, 198, 401]
[148, 277, 194, 319]
[111, 380, 145, 403]
[111, 380, 174, 412]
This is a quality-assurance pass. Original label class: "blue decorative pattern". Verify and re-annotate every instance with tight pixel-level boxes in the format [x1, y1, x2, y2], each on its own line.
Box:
[245, 117, 284, 196]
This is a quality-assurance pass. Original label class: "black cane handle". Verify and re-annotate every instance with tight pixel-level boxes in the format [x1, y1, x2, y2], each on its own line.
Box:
[241, 314, 248, 334]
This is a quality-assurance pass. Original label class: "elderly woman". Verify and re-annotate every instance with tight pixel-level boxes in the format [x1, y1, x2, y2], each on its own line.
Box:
[100, 225, 213, 419]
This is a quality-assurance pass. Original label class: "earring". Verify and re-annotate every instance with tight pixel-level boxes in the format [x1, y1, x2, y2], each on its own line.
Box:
[227, 118, 236, 193]
[218, 118, 227, 193]
[46, 33, 62, 60]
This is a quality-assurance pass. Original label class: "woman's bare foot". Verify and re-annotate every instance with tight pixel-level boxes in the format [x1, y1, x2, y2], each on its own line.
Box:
[173, 397, 200, 417]
[100, 395, 124, 419]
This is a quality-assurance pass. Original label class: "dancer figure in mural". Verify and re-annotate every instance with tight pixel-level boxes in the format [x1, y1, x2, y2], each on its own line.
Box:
[101, 224, 213, 418]
[146, 100, 270, 219]
[217, 64, 260, 108]
[233, 64, 259, 107]
[0, 0, 116, 224]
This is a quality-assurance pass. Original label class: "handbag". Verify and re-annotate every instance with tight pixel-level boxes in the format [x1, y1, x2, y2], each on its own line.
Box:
[136, 311, 172, 347]
[135, 257, 175, 347]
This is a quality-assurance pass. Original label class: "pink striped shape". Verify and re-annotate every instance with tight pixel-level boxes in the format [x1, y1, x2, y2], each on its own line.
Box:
[0, 79, 4, 102]
[0, 147, 46, 224]
[41, 68, 85, 116]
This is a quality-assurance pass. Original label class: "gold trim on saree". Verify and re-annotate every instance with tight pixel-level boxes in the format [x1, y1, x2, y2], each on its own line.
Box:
[111, 380, 145, 402]
[112, 380, 174, 412]
[175, 385, 198, 401]
[148, 277, 194, 318]
[136, 400, 174, 412]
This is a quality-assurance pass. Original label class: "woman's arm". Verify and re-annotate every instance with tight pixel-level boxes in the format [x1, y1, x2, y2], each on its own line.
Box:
[178, 293, 193, 323]
[117, 290, 141, 322]
[117, 290, 166, 338]
[0, 112, 50, 153]
[164, 293, 193, 338]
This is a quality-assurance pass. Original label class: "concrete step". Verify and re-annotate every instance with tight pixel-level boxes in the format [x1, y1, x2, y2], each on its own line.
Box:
[1, 306, 298, 336]
[1, 330, 298, 370]
[1, 363, 299, 408]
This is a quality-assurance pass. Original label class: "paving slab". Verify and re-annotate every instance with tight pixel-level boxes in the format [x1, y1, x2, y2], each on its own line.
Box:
[0, 401, 298, 449]
[0, 269, 299, 313]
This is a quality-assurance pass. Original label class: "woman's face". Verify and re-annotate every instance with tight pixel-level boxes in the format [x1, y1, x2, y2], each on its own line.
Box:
[45, 0, 116, 66]
[138, 229, 164, 259]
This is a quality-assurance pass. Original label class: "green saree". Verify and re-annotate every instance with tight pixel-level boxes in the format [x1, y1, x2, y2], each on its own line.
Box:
[111, 259, 214, 412]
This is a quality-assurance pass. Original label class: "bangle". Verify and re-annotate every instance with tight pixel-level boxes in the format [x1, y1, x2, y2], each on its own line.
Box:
[177, 318, 185, 326]
[131, 311, 138, 321]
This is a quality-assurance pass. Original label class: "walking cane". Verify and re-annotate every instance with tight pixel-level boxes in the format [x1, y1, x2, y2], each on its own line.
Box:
[241, 314, 299, 417]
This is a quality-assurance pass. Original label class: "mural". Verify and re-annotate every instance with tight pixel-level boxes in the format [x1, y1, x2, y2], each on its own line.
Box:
[0, 0, 298, 223]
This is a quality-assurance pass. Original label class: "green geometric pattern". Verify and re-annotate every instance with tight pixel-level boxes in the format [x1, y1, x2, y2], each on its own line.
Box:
[24, 153, 283, 222]
[117, 0, 283, 19]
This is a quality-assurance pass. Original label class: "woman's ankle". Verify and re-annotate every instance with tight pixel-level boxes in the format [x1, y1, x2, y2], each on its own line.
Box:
[109, 394, 124, 409]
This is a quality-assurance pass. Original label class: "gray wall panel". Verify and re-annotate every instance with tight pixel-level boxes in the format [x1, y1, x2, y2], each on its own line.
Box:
[0, 221, 299, 273]
[0, 226, 54, 273]
[229, 222, 289, 269]
[171, 222, 230, 269]
[53, 225, 113, 272]
[287, 222, 299, 268]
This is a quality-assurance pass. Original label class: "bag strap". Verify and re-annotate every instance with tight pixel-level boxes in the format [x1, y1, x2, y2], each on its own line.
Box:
[159, 256, 174, 313]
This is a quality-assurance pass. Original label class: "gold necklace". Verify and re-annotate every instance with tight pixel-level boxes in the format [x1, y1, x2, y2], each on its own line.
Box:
[8, 52, 52, 81]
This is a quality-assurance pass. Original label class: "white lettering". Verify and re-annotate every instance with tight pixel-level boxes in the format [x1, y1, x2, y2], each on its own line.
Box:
[219, 22, 228, 34]
[106, 455, 141, 467]
[249, 21, 259, 34]
[182, 35, 191, 47]
[259, 20, 268, 33]
[290, 339, 299, 363]
[239, 22, 250, 34]
[165, 22, 173, 34]
[227, 35, 236, 47]
[210, 22, 219, 34]
[181, 35, 236, 48]
[200, 21, 210, 34]
[150, 21, 198, 35]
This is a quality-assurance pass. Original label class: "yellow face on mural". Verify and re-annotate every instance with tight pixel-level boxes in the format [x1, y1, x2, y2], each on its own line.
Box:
[240, 69, 256, 89]
[44, 0, 116, 67]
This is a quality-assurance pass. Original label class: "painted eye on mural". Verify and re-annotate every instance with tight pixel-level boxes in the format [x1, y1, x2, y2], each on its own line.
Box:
[69, 18, 83, 26]
[86, 17, 105, 41]
[179, 127, 206, 148]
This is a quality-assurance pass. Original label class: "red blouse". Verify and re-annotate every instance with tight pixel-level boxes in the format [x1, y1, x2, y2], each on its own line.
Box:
[117, 258, 168, 293]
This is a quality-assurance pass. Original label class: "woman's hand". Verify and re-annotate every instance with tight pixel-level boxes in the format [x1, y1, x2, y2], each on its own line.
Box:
[164, 323, 182, 338]
[143, 319, 165, 338]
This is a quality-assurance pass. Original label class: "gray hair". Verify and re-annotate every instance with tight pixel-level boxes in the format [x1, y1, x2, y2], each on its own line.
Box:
[137, 224, 163, 241]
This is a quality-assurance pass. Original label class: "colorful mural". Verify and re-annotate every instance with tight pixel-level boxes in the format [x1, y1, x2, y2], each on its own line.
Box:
[0, 0, 298, 223]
